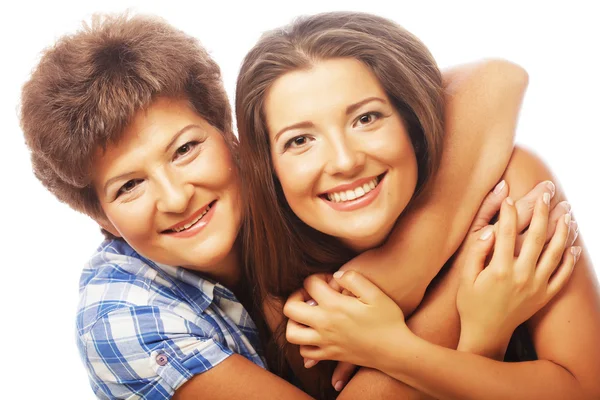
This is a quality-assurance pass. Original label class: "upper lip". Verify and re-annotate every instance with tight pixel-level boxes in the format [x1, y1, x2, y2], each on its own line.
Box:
[161, 201, 213, 232]
[321, 174, 383, 195]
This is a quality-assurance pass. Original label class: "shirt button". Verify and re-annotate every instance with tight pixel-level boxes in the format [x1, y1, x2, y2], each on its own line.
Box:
[156, 354, 168, 366]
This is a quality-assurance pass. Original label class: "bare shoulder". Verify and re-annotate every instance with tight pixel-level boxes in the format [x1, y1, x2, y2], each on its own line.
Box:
[502, 145, 564, 202]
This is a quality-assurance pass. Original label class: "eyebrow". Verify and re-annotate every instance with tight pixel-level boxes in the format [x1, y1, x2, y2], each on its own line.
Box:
[103, 124, 202, 196]
[273, 97, 387, 142]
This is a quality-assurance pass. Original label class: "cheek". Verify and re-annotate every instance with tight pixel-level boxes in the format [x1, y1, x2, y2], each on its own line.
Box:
[106, 201, 155, 241]
[273, 155, 317, 206]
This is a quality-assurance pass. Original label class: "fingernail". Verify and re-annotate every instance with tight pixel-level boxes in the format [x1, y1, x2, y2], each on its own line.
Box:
[571, 246, 582, 261]
[545, 181, 556, 197]
[333, 271, 345, 279]
[561, 201, 571, 212]
[564, 213, 571, 225]
[570, 219, 578, 232]
[479, 226, 493, 240]
[306, 299, 317, 306]
[543, 193, 550, 205]
[505, 197, 514, 206]
[334, 380, 345, 391]
[305, 359, 317, 368]
[493, 180, 506, 194]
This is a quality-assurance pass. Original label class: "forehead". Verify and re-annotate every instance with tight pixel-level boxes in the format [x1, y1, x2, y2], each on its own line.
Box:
[264, 58, 388, 129]
[91, 98, 209, 178]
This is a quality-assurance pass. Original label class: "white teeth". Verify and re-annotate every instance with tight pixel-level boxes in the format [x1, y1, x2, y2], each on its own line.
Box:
[325, 177, 380, 203]
[172, 204, 211, 232]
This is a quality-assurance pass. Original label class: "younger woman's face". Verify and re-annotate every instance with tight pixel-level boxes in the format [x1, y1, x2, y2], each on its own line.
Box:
[265, 58, 418, 252]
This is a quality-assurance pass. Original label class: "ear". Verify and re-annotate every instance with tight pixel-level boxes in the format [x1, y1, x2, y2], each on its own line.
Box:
[94, 216, 121, 238]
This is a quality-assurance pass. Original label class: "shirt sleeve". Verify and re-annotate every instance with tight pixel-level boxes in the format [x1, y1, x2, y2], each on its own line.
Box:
[80, 305, 233, 399]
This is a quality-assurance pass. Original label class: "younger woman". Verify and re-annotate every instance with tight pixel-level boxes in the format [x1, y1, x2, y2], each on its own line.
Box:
[237, 11, 600, 399]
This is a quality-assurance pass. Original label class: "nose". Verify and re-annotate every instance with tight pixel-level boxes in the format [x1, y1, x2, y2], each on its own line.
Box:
[154, 169, 194, 214]
[324, 134, 365, 177]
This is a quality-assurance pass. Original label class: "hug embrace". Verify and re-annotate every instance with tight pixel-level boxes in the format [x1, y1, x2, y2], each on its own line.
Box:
[19, 11, 600, 400]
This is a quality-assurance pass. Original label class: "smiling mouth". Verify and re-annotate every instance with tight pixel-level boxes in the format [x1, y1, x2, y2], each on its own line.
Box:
[163, 201, 215, 233]
[322, 173, 386, 203]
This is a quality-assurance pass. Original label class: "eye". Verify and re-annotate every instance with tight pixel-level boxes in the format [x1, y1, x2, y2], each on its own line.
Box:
[284, 135, 312, 150]
[354, 112, 382, 128]
[116, 179, 143, 198]
[174, 141, 200, 160]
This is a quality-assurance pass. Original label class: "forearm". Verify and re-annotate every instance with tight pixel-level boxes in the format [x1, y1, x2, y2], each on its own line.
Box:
[379, 334, 588, 400]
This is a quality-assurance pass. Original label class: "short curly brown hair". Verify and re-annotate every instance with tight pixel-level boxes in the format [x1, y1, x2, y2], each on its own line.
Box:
[20, 13, 235, 226]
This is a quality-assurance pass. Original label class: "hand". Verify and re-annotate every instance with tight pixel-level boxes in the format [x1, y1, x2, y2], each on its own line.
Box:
[456, 192, 581, 359]
[284, 271, 408, 369]
[291, 274, 359, 392]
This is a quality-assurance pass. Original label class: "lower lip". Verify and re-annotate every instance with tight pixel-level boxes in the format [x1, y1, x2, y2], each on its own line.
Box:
[322, 175, 385, 212]
[164, 201, 217, 238]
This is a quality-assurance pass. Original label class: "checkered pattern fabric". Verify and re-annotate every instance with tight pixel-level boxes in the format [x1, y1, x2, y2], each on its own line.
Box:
[76, 240, 265, 399]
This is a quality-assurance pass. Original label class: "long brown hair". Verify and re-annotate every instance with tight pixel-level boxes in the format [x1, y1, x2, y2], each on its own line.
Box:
[236, 11, 445, 393]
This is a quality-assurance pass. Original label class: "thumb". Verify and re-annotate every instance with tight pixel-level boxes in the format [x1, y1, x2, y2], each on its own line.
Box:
[461, 226, 496, 283]
[331, 362, 357, 392]
[333, 270, 382, 304]
[470, 180, 508, 232]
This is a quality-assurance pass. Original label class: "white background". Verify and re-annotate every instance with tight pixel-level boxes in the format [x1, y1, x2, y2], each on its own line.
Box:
[1, 0, 598, 398]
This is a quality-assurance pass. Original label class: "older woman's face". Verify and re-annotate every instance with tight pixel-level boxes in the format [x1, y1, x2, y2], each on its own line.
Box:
[265, 58, 418, 252]
[92, 97, 242, 281]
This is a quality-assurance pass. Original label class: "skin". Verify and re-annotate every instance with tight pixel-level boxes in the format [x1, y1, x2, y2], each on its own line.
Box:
[89, 60, 531, 400]
[258, 60, 528, 398]
[267, 58, 418, 252]
[287, 148, 600, 399]
[92, 97, 243, 288]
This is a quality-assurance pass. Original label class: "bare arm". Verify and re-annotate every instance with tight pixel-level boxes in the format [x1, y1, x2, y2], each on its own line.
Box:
[172, 354, 314, 400]
[354, 148, 600, 400]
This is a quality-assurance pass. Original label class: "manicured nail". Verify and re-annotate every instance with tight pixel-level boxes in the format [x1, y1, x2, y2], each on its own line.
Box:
[561, 201, 571, 212]
[306, 299, 317, 306]
[571, 246, 582, 261]
[479, 226, 494, 240]
[564, 213, 571, 225]
[543, 192, 551, 205]
[334, 380, 345, 391]
[333, 271, 345, 279]
[493, 180, 506, 194]
[545, 181, 556, 197]
[571, 219, 578, 232]
[305, 359, 317, 368]
[505, 197, 514, 206]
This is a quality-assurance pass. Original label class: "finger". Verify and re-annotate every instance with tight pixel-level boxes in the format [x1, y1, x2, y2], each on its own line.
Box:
[304, 274, 343, 305]
[333, 270, 384, 305]
[331, 362, 357, 392]
[513, 181, 555, 232]
[286, 318, 321, 346]
[328, 276, 343, 293]
[489, 197, 518, 269]
[518, 193, 551, 269]
[470, 180, 508, 232]
[283, 296, 325, 327]
[461, 225, 496, 283]
[546, 246, 581, 298]
[545, 201, 571, 242]
[299, 345, 329, 362]
[535, 213, 571, 282]
[568, 218, 579, 246]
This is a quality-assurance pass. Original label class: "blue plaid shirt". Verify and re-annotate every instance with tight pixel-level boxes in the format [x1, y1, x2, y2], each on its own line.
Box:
[76, 240, 266, 399]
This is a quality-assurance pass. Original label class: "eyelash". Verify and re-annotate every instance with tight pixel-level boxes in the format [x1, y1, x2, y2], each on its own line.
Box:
[114, 141, 201, 199]
[353, 111, 383, 128]
[281, 111, 383, 152]
[116, 179, 143, 199]
[173, 140, 201, 161]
